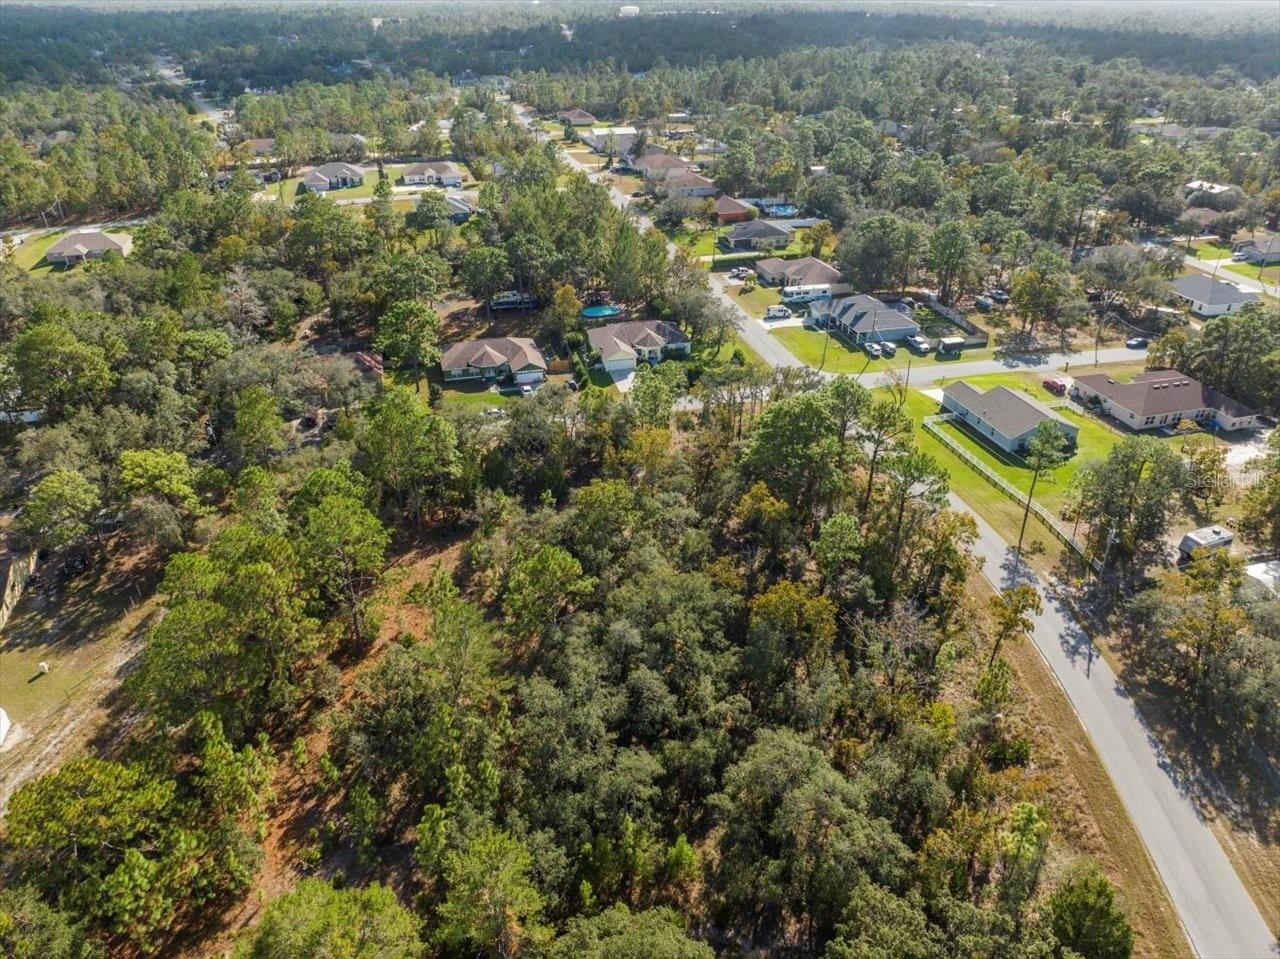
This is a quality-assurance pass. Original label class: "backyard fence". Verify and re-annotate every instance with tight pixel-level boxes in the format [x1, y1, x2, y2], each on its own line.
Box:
[923, 413, 1102, 573]
[922, 295, 991, 348]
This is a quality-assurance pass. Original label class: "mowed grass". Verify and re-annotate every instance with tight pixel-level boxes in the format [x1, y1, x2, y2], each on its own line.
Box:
[1221, 260, 1279, 284]
[731, 283, 783, 317]
[772, 325, 997, 374]
[1189, 239, 1233, 259]
[12, 231, 66, 272]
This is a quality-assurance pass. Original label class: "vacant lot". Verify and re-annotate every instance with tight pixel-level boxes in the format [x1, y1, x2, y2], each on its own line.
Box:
[730, 283, 783, 317]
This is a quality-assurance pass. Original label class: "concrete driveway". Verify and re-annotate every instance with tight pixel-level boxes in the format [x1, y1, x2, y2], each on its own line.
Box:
[957, 493, 1277, 959]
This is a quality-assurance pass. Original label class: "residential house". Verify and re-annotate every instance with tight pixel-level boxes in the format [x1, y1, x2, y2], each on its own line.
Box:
[754, 256, 851, 294]
[240, 137, 275, 157]
[581, 126, 637, 155]
[440, 337, 547, 384]
[873, 119, 906, 139]
[557, 108, 597, 126]
[402, 161, 465, 187]
[696, 138, 727, 155]
[1232, 236, 1280, 266]
[1070, 370, 1259, 431]
[1178, 525, 1234, 562]
[714, 194, 756, 225]
[720, 219, 792, 251]
[941, 382, 1079, 457]
[45, 231, 133, 265]
[443, 195, 474, 222]
[629, 153, 691, 180]
[662, 169, 715, 199]
[1169, 275, 1258, 317]
[587, 320, 691, 373]
[301, 162, 365, 193]
[810, 294, 920, 344]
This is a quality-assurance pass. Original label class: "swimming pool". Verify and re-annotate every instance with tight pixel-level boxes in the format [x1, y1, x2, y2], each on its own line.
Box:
[582, 305, 622, 319]
[764, 204, 798, 216]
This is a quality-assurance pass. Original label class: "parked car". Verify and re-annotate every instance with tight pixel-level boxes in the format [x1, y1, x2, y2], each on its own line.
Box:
[566, 378, 578, 391]
[764, 305, 793, 320]
[1126, 336, 1149, 349]
[1085, 288, 1102, 302]
[975, 295, 994, 312]
[520, 384, 534, 396]
[491, 290, 536, 310]
[1042, 378, 1067, 396]
[989, 288, 1009, 304]
[863, 342, 883, 358]
[908, 334, 931, 353]
[630, 190, 645, 198]
[879, 341, 897, 357]
[729, 266, 756, 279]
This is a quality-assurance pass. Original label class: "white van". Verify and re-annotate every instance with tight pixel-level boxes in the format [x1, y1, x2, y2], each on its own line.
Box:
[781, 284, 833, 304]
[491, 290, 536, 310]
[764, 305, 793, 320]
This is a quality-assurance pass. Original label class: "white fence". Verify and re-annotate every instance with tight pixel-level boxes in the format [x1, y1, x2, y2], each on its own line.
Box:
[923, 413, 1102, 573]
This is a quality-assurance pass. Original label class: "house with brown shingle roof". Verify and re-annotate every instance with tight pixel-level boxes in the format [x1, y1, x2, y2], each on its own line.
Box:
[754, 256, 848, 292]
[556, 109, 597, 126]
[629, 153, 691, 179]
[440, 337, 547, 384]
[942, 382, 1079, 456]
[586, 320, 690, 373]
[45, 231, 133, 266]
[1070, 370, 1258, 432]
[245, 137, 276, 156]
[714, 194, 755, 225]
[661, 169, 715, 198]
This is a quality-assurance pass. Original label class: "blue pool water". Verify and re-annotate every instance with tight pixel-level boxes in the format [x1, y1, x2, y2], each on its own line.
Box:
[582, 305, 622, 319]
[764, 204, 798, 216]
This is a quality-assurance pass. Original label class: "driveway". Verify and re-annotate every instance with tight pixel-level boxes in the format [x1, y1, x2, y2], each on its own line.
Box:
[957, 492, 1277, 959]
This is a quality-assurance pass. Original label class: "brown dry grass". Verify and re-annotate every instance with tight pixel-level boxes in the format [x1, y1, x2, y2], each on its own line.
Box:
[969, 577, 1193, 959]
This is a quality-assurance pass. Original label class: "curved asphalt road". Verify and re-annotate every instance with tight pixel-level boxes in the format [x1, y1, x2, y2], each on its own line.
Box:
[959, 493, 1277, 958]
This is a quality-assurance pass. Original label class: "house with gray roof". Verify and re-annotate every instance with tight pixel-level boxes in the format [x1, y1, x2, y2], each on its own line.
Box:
[402, 161, 464, 187]
[629, 152, 691, 179]
[942, 382, 1079, 456]
[440, 337, 546, 384]
[1232, 235, 1280, 266]
[581, 126, 637, 155]
[810, 294, 920, 344]
[720, 219, 792, 251]
[1169, 275, 1258, 317]
[557, 108, 597, 126]
[1070, 370, 1258, 432]
[754, 256, 849, 292]
[45, 231, 133, 266]
[662, 169, 715, 199]
[301, 162, 365, 193]
[587, 320, 690, 374]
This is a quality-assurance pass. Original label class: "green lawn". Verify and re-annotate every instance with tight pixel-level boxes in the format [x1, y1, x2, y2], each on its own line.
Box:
[1188, 240, 1233, 260]
[731, 283, 783, 317]
[670, 224, 717, 256]
[439, 382, 517, 413]
[707, 333, 767, 368]
[259, 166, 417, 205]
[772, 326, 997, 374]
[12, 231, 66, 272]
[0, 643, 87, 726]
[1221, 260, 1279, 284]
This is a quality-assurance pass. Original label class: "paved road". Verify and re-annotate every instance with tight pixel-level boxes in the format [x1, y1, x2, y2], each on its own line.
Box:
[958, 492, 1277, 959]
[1182, 254, 1278, 298]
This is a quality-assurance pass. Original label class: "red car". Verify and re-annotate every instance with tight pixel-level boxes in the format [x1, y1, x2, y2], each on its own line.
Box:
[1042, 378, 1067, 396]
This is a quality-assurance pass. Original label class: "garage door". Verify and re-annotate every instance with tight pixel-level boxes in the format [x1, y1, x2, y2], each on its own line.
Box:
[604, 357, 636, 372]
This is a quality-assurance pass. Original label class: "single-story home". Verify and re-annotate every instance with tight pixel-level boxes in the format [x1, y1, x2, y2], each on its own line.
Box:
[720, 219, 793, 251]
[440, 337, 547, 384]
[557, 108, 597, 126]
[629, 153, 691, 179]
[696, 138, 727, 155]
[245, 137, 276, 156]
[581, 126, 637, 155]
[443, 195, 473, 222]
[873, 119, 906, 139]
[1070, 370, 1259, 431]
[301, 161, 365, 193]
[715, 194, 755, 225]
[662, 170, 715, 199]
[942, 381, 1079, 457]
[810, 294, 920, 344]
[754, 256, 849, 293]
[587, 320, 691, 373]
[1232, 236, 1280, 266]
[45, 230, 133, 265]
[1168, 275, 1258, 317]
[402, 161, 464, 187]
